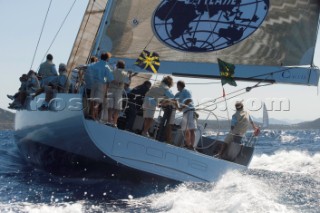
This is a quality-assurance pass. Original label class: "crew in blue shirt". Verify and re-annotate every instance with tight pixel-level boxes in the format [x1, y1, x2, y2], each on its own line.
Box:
[87, 52, 114, 120]
[175, 81, 197, 150]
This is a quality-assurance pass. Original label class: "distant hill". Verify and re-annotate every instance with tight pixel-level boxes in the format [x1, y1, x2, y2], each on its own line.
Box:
[0, 108, 14, 130]
[252, 116, 304, 125]
[293, 118, 320, 129]
[198, 117, 320, 130]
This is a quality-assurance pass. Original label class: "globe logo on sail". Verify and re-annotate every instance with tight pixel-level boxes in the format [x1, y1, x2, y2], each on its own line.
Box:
[152, 0, 269, 52]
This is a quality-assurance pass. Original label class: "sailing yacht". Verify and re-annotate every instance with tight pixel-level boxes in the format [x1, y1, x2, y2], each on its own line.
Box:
[14, 0, 320, 182]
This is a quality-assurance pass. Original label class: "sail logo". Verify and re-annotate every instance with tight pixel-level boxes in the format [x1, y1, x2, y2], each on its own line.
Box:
[152, 0, 269, 52]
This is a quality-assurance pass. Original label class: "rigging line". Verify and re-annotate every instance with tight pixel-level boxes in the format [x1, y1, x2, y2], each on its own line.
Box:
[195, 82, 273, 110]
[143, 35, 155, 51]
[222, 87, 231, 122]
[246, 75, 274, 92]
[246, 66, 298, 80]
[251, 82, 274, 89]
[252, 72, 273, 87]
[30, 0, 53, 70]
[202, 90, 248, 109]
[218, 90, 248, 104]
[193, 86, 245, 108]
[41, 0, 78, 65]
[199, 85, 264, 110]
[131, 73, 221, 85]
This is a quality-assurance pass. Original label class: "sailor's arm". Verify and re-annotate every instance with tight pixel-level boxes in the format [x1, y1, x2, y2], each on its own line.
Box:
[249, 115, 260, 135]
[160, 90, 177, 107]
[230, 114, 237, 131]
[32, 87, 45, 99]
[249, 115, 257, 129]
[177, 98, 192, 111]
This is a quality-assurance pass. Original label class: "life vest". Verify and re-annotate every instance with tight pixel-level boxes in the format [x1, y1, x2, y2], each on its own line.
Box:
[231, 110, 250, 136]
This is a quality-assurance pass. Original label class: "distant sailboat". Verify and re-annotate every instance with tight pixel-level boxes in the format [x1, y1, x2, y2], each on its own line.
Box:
[262, 103, 269, 129]
[14, 0, 320, 182]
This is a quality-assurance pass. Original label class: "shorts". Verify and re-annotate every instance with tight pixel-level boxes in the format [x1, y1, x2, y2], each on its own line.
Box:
[168, 108, 176, 125]
[181, 110, 197, 131]
[83, 88, 91, 98]
[90, 83, 106, 103]
[224, 133, 243, 144]
[143, 97, 157, 118]
[107, 89, 123, 110]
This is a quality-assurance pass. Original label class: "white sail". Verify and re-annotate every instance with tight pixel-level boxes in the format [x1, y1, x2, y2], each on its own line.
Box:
[66, 0, 108, 71]
[18, 0, 315, 183]
[262, 103, 269, 129]
[91, 0, 320, 85]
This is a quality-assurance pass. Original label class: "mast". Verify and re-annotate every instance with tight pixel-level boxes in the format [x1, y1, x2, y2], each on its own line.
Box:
[91, 0, 114, 56]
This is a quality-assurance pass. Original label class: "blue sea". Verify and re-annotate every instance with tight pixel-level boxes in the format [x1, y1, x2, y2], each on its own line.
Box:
[0, 129, 319, 213]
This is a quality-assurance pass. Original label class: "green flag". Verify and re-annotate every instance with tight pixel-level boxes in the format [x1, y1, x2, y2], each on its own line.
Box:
[218, 58, 237, 86]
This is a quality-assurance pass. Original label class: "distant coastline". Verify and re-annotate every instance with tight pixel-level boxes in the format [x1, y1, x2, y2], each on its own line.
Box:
[198, 118, 320, 130]
[0, 108, 319, 130]
[0, 108, 14, 130]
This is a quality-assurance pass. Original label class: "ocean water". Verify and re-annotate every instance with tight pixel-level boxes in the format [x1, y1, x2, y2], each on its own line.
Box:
[0, 130, 319, 213]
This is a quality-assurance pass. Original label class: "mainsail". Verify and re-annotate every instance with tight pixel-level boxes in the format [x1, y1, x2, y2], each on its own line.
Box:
[66, 0, 108, 72]
[66, 0, 152, 88]
[90, 0, 320, 86]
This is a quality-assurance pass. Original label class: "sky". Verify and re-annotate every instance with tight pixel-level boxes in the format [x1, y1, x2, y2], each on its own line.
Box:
[0, 0, 320, 123]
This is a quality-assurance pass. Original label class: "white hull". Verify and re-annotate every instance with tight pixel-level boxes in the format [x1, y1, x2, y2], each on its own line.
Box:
[14, 94, 253, 182]
[14, 94, 110, 170]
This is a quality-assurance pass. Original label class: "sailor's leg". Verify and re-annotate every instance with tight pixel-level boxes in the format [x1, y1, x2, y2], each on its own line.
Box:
[125, 106, 136, 131]
[216, 133, 233, 157]
[113, 110, 120, 125]
[189, 129, 195, 147]
[99, 95, 108, 123]
[108, 108, 113, 123]
[184, 130, 191, 147]
[142, 118, 153, 136]
[92, 101, 98, 120]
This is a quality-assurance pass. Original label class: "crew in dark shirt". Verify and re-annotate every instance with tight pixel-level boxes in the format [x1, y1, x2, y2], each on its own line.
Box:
[125, 80, 151, 131]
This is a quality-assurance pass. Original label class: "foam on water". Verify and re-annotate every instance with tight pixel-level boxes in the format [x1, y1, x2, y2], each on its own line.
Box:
[123, 171, 294, 213]
[0, 202, 84, 213]
[250, 151, 320, 177]
[0, 130, 319, 212]
[279, 135, 298, 143]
